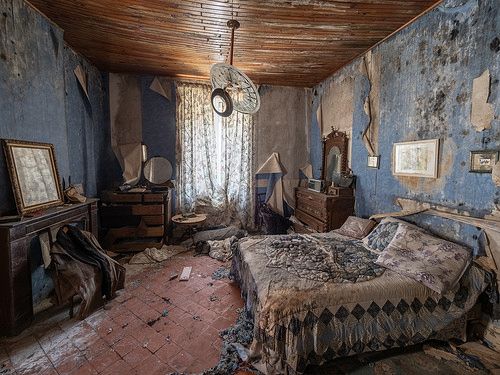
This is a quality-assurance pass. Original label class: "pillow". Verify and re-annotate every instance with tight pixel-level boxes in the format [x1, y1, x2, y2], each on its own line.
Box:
[362, 217, 421, 252]
[334, 216, 376, 239]
[375, 224, 471, 294]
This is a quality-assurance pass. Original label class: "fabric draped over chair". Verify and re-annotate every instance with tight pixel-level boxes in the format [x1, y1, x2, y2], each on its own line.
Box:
[176, 82, 255, 228]
[255, 152, 288, 217]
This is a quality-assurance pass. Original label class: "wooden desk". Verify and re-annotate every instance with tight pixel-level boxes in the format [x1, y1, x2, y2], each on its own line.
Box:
[0, 199, 98, 336]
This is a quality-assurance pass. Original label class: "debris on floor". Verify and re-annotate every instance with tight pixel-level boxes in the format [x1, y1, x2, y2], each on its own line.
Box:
[422, 341, 494, 371]
[455, 341, 500, 372]
[203, 309, 258, 375]
[147, 316, 162, 327]
[179, 266, 192, 281]
[0, 363, 14, 375]
[208, 236, 239, 262]
[0, 252, 243, 375]
[194, 226, 247, 244]
[212, 267, 231, 280]
[457, 341, 500, 374]
[2, 249, 494, 375]
[193, 226, 247, 255]
[129, 245, 188, 264]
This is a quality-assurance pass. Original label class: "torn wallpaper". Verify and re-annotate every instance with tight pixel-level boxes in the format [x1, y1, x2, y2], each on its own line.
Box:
[471, 69, 494, 131]
[109, 73, 143, 185]
[150, 77, 172, 101]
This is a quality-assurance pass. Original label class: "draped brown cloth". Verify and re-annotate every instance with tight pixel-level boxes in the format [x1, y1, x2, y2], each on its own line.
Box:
[50, 225, 125, 319]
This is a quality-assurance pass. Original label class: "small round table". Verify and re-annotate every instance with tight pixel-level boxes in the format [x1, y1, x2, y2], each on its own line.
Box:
[172, 213, 207, 241]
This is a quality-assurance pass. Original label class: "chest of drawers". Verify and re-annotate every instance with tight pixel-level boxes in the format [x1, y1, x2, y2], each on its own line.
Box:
[294, 187, 354, 232]
[100, 190, 171, 251]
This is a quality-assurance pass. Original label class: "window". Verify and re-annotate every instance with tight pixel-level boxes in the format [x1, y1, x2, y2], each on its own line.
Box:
[176, 82, 254, 228]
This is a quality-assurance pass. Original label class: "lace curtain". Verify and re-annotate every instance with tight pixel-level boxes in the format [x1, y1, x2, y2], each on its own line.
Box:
[176, 82, 255, 228]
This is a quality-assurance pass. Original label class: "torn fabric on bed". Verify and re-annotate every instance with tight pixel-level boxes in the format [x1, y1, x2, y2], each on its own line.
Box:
[265, 234, 385, 283]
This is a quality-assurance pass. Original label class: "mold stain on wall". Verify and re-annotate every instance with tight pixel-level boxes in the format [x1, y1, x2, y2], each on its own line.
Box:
[0, 0, 110, 303]
[0, 0, 108, 214]
[310, 0, 499, 248]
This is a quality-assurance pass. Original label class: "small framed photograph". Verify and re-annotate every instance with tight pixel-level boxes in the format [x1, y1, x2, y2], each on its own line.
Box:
[367, 155, 380, 169]
[470, 150, 499, 173]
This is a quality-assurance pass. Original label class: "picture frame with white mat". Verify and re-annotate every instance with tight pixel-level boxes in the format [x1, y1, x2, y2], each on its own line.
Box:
[2, 139, 64, 215]
[392, 139, 439, 178]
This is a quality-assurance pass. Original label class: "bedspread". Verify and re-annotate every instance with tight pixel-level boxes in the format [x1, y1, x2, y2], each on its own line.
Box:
[231, 232, 492, 374]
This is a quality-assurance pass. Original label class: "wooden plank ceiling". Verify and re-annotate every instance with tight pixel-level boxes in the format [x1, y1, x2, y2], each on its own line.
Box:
[28, 0, 441, 87]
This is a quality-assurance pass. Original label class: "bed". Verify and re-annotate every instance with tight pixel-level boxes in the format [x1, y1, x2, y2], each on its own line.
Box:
[231, 227, 493, 374]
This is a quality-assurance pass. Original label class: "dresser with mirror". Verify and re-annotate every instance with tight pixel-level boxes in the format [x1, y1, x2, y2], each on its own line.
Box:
[294, 129, 355, 232]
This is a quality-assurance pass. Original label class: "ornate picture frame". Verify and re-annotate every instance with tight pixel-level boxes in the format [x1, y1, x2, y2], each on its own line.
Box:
[392, 139, 439, 178]
[321, 128, 349, 182]
[2, 139, 64, 214]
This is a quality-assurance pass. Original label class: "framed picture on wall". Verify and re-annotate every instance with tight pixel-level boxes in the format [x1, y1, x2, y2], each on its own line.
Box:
[367, 155, 380, 169]
[2, 139, 64, 215]
[392, 139, 439, 178]
[469, 150, 499, 173]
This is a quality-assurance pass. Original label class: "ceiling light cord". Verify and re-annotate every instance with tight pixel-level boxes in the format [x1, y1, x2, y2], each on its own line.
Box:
[229, 22, 235, 65]
[227, 0, 239, 65]
[226, 20, 240, 66]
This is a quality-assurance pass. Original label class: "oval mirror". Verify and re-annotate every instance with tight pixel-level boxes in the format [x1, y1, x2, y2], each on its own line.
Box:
[326, 146, 342, 181]
[144, 157, 172, 185]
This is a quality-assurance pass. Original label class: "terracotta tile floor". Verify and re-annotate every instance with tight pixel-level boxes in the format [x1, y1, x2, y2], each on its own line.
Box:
[0, 251, 243, 375]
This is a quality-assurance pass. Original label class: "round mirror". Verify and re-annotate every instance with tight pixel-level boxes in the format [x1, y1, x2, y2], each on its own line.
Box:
[144, 157, 173, 185]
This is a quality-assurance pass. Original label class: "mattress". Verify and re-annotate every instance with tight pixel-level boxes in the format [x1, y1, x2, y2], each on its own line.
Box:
[231, 232, 492, 374]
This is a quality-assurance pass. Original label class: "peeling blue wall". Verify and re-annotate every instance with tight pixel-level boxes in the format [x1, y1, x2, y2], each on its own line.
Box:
[140, 75, 176, 177]
[0, 0, 108, 215]
[64, 47, 108, 196]
[311, 0, 500, 248]
[100, 74, 177, 190]
[95, 72, 119, 192]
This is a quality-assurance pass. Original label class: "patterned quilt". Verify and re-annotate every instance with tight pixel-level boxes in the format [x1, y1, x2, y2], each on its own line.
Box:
[231, 232, 492, 375]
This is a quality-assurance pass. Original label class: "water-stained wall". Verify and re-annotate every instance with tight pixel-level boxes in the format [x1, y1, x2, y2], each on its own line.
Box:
[0, 0, 108, 215]
[254, 85, 311, 205]
[108, 81, 310, 207]
[107, 73, 176, 187]
[311, 0, 499, 248]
